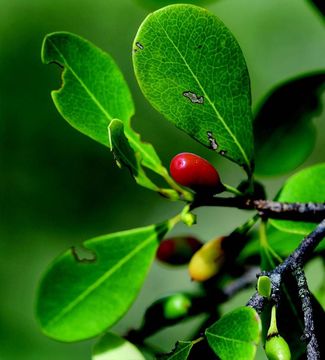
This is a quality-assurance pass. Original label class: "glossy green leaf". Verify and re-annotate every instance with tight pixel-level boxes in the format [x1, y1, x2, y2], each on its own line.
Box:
[270, 163, 325, 235]
[133, 4, 254, 174]
[205, 307, 261, 360]
[42, 32, 134, 146]
[92, 332, 145, 360]
[254, 73, 325, 176]
[157, 340, 194, 360]
[36, 221, 174, 342]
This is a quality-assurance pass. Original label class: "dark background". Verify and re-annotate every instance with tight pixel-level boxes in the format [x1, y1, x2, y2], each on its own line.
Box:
[1, 0, 324, 359]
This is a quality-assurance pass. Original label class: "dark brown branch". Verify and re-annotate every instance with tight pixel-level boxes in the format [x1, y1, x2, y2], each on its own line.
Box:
[292, 265, 320, 360]
[192, 196, 325, 222]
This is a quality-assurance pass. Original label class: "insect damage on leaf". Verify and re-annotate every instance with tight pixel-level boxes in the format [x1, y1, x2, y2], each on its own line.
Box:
[71, 246, 97, 263]
[183, 91, 204, 104]
[207, 131, 218, 150]
[133, 42, 144, 53]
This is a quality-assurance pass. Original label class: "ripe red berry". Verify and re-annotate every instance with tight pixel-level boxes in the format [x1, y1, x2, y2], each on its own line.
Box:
[170, 152, 222, 194]
[156, 236, 202, 265]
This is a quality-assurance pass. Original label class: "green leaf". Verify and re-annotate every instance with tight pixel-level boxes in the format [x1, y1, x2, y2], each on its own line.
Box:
[133, 4, 254, 174]
[254, 73, 325, 176]
[240, 224, 325, 262]
[109, 119, 160, 191]
[270, 163, 325, 235]
[257, 276, 272, 298]
[205, 307, 261, 360]
[36, 221, 174, 342]
[92, 332, 145, 360]
[42, 31, 134, 147]
[109, 119, 184, 200]
[157, 340, 194, 360]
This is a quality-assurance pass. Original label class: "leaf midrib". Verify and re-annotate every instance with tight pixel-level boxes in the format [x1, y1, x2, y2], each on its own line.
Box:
[156, 20, 251, 170]
[44, 229, 158, 330]
[206, 331, 257, 346]
[48, 37, 163, 172]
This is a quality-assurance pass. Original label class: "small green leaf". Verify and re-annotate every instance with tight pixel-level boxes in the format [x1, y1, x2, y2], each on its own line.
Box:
[109, 119, 160, 191]
[205, 307, 261, 360]
[257, 276, 272, 298]
[124, 125, 167, 176]
[157, 340, 195, 360]
[92, 332, 145, 360]
[42, 32, 134, 146]
[109, 119, 182, 199]
[133, 4, 254, 174]
[254, 73, 325, 176]
[36, 221, 174, 342]
[270, 163, 325, 235]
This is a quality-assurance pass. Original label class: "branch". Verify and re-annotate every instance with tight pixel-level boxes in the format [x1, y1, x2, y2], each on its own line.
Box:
[246, 292, 266, 314]
[247, 219, 325, 358]
[292, 265, 320, 359]
[192, 196, 325, 222]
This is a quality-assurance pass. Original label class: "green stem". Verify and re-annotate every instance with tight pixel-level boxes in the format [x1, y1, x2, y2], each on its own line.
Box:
[236, 213, 260, 235]
[259, 221, 283, 264]
[162, 170, 194, 201]
[267, 305, 279, 336]
[223, 183, 244, 196]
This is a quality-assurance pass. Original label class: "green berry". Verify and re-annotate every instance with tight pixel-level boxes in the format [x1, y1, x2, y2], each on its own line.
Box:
[265, 335, 291, 360]
[163, 294, 192, 319]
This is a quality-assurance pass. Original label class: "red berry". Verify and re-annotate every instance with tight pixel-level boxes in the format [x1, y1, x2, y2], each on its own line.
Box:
[170, 152, 222, 194]
[157, 236, 202, 265]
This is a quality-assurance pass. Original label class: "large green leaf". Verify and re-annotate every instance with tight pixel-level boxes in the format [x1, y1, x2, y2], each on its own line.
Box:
[133, 4, 254, 174]
[270, 163, 325, 235]
[42, 32, 134, 146]
[36, 221, 174, 342]
[254, 73, 325, 176]
[205, 307, 261, 360]
[92, 332, 145, 360]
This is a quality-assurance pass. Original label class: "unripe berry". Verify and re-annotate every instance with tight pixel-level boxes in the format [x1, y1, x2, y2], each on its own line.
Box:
[188, 236, 225, 281]
[163, 293, 192, 319]
[144, 293, 192, 324]
[156, 236, 202, 265]
[265, 335, 291, 360]
[265, 305, 291, 360]
[170, 152, 223, 194]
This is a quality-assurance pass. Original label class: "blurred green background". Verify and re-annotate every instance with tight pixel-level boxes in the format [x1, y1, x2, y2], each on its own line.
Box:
[0, 0, 324, 359]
